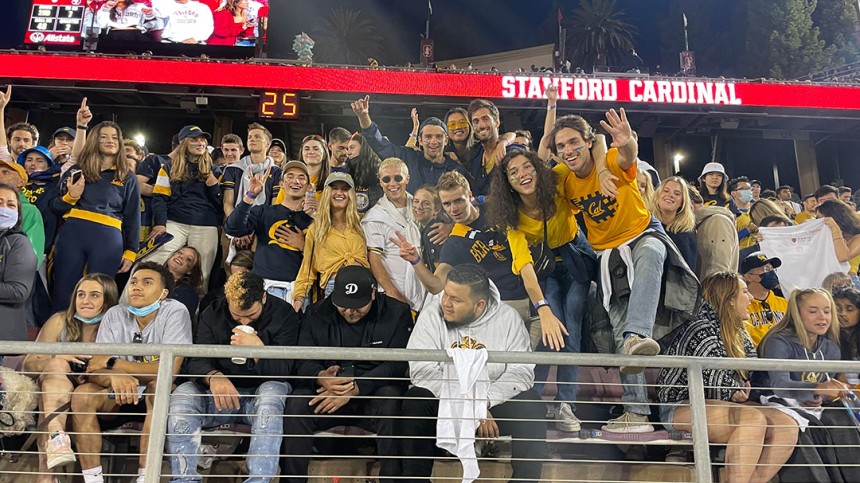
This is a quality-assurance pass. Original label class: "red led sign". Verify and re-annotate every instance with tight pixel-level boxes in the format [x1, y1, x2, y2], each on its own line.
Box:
[1, 53, 859, 111]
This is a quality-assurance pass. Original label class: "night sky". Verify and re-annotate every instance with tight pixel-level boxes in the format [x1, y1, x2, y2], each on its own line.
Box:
[4, 0, 676, 69]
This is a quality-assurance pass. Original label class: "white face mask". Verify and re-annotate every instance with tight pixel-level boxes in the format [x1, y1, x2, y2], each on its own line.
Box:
[0, 207, 18, 230]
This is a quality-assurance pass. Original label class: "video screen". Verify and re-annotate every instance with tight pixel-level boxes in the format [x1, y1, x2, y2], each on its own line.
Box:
[25, 0, 269, 49]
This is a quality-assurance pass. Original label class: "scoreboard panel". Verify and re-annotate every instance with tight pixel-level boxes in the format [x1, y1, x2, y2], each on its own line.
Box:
[25, 0, 85, 46]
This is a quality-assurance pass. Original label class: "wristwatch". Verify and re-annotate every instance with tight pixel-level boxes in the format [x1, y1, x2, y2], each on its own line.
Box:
[106, 356, 118, 370]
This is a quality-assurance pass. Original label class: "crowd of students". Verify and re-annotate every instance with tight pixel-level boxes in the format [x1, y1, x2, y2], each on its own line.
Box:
[2, 79, 860, 482]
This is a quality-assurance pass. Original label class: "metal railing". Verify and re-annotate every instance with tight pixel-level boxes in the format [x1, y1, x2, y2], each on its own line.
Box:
[5, 340, 860, 482]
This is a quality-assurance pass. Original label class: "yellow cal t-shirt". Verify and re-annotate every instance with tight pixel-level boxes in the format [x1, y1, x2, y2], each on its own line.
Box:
[507, 173, 579, 275]
[744, 291, 788, 346]
[555, 148, 650, 250]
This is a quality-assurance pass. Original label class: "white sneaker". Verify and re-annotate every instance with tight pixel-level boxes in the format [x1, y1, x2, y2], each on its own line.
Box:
[601, 412, 655, 433]
[619, 334, 660, 374]
[555, 402, 582, 432]
[46, 431, 76, 469]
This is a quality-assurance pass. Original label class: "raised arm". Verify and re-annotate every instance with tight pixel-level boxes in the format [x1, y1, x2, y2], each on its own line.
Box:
[537, 84, 558, 162]
[72, 97, 92, 162]
[599, 107, 638, 170]
[0, 85, 11, 162]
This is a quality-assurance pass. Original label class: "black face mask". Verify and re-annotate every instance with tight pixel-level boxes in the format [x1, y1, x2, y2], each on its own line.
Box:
[759, 271, 780, 291]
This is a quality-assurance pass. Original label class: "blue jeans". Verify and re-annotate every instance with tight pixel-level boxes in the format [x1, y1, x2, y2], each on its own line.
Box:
[607, 235, 667, 415]
[534, 233, 596, 408]
[167, 380, 291, 482]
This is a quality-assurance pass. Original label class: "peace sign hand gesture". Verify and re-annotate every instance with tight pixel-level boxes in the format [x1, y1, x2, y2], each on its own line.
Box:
[389, 231, 420, 265]
[77, 97, 93, 127]
[599, 108, 634, 148]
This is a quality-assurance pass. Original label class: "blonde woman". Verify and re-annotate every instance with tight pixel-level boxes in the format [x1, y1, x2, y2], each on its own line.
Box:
[24, 274, 119, 482]
[292, 173, 368, 311]
[145, 125, 221, 285]
[756, 288, 860, 482]
[636, 167, 654, 201]
[648, 176, 697, 269]
[658, 272, 797, 483]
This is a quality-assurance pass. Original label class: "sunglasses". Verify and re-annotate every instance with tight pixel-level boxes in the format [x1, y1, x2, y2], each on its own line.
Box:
[446, 120, 470, 130]
[381, 175, 404, 184]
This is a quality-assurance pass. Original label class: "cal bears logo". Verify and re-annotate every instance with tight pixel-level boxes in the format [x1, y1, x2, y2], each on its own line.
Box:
[451, 336, 486, 350]
[267, 220, 302, 251]
[572, 192, 618, 224]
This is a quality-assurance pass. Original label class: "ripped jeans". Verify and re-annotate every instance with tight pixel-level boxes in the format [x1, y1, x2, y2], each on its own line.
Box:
[167, 380, 291, 482]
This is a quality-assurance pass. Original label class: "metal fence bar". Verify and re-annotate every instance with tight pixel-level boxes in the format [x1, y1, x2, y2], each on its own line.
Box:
[6, 340, 860, 481]
[143, 349, 174, 483]
[686, 362, 713, 483]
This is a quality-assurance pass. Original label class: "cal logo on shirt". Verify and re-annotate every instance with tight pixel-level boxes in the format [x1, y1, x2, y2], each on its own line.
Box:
[572, 191, 618, 224]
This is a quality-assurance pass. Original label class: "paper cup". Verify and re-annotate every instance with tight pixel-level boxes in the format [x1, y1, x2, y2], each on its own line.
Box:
[232, 325, 255, 364]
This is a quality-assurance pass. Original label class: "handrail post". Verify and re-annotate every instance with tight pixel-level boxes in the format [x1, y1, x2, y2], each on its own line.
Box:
[687, 361, 713, 483]
[144, 350, 175, 483]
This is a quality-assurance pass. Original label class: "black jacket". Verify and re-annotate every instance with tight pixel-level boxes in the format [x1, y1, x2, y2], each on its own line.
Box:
[297, 294, 413, 395]
[186, 296, 301, 388]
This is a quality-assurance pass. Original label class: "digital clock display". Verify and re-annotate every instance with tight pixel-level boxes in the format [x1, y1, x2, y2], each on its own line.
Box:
[259, 91, 299, 119]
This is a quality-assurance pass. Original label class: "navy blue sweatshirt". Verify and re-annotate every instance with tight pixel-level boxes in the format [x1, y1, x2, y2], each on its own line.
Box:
[52, 168, 141, 261]
[23, 165, 62, 254]
[361, 122, 471, 194]
[142, 157, 222, 227]
[224, 200, 313, 282]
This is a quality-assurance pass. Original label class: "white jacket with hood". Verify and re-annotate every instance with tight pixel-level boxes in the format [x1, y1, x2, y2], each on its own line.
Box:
[407, 280, 534, 407]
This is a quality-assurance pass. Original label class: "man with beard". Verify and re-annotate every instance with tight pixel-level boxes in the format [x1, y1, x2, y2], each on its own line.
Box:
[399, 264, 546, 482]
[466, 99, 515, 196]
[352, 95, 470, 194]
[0, 86, 39, 163]
[328, 127, 351, 170]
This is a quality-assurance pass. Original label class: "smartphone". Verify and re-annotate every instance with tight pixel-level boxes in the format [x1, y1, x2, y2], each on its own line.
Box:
[71, 170, 83, 184]
[336, 366, 355, 378]
[69, 359, 89, 373]
[108, 385, 146, 400]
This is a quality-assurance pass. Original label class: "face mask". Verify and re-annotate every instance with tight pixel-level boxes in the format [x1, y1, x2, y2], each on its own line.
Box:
[739, 190, 753, 203]
[127, 290, 167, 317]
[759, 271, 780, 291]
[0, 207, 18, 230]
[74, 313, 103, 325]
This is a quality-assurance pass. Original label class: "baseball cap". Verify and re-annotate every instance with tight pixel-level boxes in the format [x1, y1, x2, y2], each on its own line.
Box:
[699, 162, 726, 179]
[177, 125, 211, 142]
[16, 145, 55, 167]
[52, 127, 76, 139]
[281, 160, 309, 177]
[324, 172, 355, 188]
[741, 252, 782, 274]
[269, 138, 287, 153]
[331, 265, 376, 309]
[0, 160, 28, 183]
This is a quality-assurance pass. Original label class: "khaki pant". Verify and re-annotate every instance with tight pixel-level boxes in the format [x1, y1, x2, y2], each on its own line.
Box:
[503, 298, 542, 351]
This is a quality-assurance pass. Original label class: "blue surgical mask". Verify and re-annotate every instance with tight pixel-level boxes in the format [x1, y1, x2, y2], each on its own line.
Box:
[74, 313, 103, 325]
[759, 271, 780, 291]
[127, 292, 166, 318]
[739, 190, 753, 203]
[0, 207, 18, 230]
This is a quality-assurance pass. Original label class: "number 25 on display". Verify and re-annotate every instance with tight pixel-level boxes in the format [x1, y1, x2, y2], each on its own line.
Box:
[259, 91, 299, 119]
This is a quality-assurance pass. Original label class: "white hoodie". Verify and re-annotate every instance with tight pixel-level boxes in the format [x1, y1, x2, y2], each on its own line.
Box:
[156, 0, 214, 43]
[96, 3, 154, 31]
[408, 280, 534, 407]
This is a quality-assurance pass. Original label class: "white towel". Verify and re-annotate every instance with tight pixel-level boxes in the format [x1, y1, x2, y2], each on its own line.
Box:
[437, 348, 489, 483]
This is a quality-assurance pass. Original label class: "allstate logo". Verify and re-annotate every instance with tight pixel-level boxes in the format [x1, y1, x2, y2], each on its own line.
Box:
[29, 32, 45, 43]
[71, 0, 82, 4]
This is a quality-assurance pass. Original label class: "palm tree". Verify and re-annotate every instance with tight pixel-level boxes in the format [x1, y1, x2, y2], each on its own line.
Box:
[312, 8, 385, 65]
[566, 0, 637, 71]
